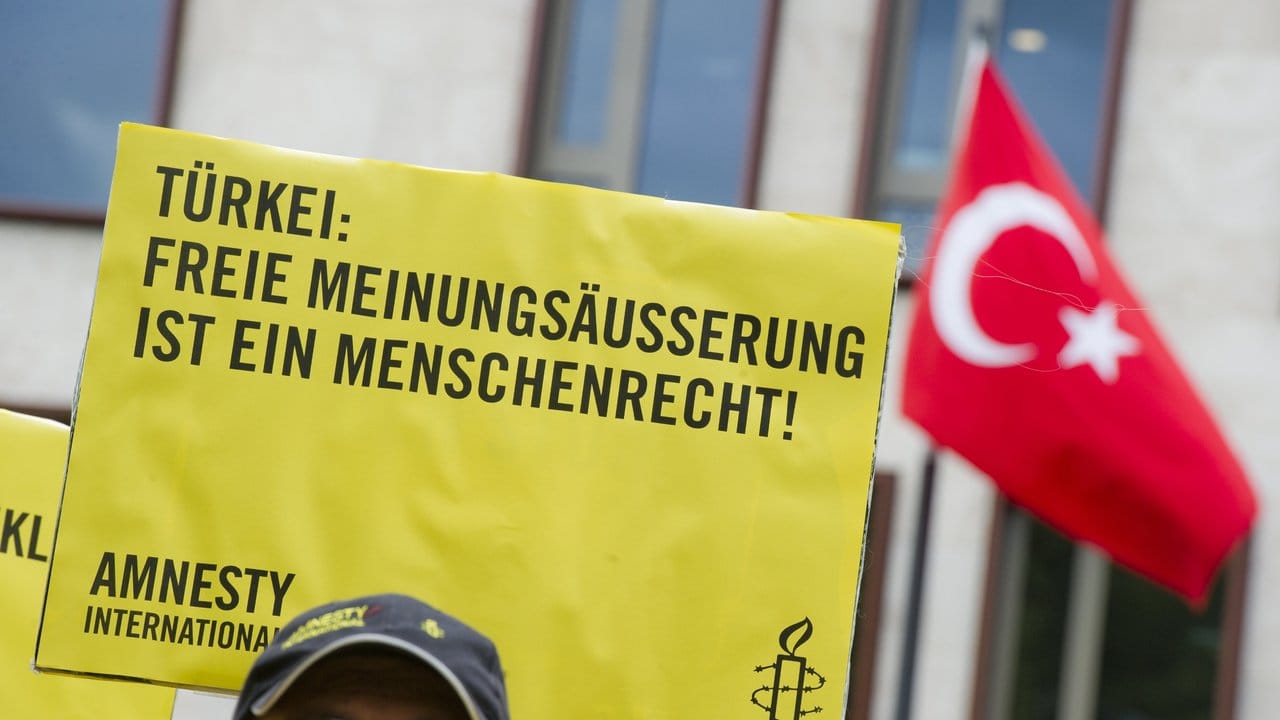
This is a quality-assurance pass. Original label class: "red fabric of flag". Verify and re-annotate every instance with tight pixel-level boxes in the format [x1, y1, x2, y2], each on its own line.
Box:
[901, 55, 1256, 601]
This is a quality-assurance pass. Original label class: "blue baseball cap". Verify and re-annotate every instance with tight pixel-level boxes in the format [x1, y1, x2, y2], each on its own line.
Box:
[232, 593, 510, 720]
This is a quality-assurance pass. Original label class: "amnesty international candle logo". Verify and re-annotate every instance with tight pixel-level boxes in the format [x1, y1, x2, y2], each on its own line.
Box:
[751, 618, 826, 718]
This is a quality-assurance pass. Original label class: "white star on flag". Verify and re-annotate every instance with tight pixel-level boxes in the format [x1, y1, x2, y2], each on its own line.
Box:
[1057, 301, 1141, 383]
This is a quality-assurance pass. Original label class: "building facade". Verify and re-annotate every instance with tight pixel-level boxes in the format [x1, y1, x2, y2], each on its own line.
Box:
[2, 2, 1276, 718]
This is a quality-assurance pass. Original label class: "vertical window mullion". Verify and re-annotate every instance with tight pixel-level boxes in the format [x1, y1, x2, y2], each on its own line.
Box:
[528, 0, 657, 192]
[1055, 546, 1110, 720]
[599, 0, 658, 192]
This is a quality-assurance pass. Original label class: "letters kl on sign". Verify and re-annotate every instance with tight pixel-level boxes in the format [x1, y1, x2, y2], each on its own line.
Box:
[2, 409, 174, 717]
[36, 124, 901, 719]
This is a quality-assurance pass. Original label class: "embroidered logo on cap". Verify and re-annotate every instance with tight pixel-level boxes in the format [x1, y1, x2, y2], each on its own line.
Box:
[422, 618, 445, 639]
[280, 604, 370, 649]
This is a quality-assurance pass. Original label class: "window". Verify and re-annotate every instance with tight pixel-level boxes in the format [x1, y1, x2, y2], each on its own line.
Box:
[0, 0, 180, 221]
[1095, 548, 1239, 720]
[524, 0, 776, 207]
[859, 0, 1122, 278]
[977, 503, 1247, 720]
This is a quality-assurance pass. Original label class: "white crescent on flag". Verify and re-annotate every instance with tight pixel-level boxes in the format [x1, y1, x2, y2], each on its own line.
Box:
[928, 182, 1138, 381]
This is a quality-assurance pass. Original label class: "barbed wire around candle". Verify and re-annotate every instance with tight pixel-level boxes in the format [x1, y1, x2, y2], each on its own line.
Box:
[751, 617, 827, 718]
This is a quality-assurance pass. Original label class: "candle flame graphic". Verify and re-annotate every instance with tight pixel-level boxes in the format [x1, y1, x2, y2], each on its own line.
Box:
[778, 617, 813, 656]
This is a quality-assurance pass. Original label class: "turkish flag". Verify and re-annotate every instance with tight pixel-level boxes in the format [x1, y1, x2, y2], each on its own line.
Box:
[901, 53, 1256, 601]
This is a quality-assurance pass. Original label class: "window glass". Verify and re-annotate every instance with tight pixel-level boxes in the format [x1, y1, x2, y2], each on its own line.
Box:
[636, 0, 766, 206]
[1008, 522, 1229, 720]
[892, 0, 961, 172]
[1009, 521, 1072, 719]
[870, 0, 1116, 280]
[543, 171, 611, 192]
[0, 0, 170, 214]
[1095, 566, 1225, 720]
[996, 0, 1112, 200]
[529, 0, 770, 206]
[555, 0, 620, 146]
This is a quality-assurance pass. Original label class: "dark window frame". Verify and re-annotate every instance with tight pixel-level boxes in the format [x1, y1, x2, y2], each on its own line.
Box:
[1, 402, 71, 426]
[847, 472, 896, 720]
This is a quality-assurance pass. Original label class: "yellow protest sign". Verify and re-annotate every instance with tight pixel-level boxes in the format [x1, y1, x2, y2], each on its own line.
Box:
[36, 123, 901, 717]
[1, 409, 174, 716]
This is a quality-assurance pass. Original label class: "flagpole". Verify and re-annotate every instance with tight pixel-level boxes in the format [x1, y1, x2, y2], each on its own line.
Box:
[892, 446, 937, 720]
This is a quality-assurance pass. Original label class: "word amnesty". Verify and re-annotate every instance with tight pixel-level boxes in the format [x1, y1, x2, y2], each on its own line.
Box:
[88, 551, 296, 616]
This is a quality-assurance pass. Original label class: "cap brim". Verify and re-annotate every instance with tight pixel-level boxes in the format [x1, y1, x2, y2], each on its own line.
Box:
[248, 633, 483, 720]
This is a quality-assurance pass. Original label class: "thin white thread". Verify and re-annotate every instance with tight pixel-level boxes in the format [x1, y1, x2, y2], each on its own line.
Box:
[896, 221, 1147, 374]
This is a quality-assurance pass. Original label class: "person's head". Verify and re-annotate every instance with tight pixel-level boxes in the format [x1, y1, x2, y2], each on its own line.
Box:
[232, 593, 510, 720]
